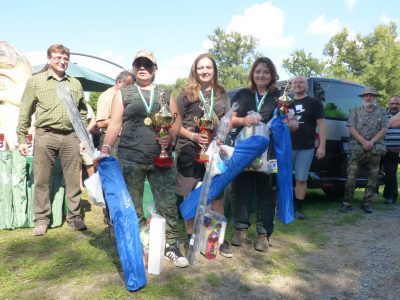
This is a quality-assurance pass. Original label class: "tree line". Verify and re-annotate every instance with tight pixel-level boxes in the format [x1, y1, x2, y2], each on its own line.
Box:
[90, 22, 400, 108]
[283, 22, 400, 104]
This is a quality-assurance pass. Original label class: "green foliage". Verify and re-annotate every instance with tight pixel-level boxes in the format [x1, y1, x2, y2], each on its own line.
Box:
[172, 77, 188, 97]
[282, 49, 325, 77]
[324, 102, 346, 118]
[158, 77, 188, 99]
[359, 23, 400, 102]
[208, 27, 260, 89]
[323, 28, 366, 80]
[88, 91, 101, 114]
[323, 23, 400, 104]
[282, 23, 400, 107]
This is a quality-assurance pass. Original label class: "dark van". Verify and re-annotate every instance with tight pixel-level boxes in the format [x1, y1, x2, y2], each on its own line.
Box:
[229, 77, 382, 196]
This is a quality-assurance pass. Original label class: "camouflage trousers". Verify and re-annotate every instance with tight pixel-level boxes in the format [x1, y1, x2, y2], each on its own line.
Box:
[343, 152, 381, 206]
[119, 159, 179, 244]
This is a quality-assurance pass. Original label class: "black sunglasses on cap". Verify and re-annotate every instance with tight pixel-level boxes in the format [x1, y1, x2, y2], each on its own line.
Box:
[133, 59, 154, 69]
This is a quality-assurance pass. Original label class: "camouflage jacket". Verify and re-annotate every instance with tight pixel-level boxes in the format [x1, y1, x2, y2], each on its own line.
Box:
[347, 105, 387, 155]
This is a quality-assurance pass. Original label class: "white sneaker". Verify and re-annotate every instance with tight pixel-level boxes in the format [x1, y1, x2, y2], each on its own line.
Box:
[164, 243, 189, 268]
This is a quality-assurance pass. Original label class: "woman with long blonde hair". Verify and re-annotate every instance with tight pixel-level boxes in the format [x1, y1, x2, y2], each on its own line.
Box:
[175, 53, 233, 258]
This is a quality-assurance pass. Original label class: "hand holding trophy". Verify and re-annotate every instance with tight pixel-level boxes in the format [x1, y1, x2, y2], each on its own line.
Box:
[276, 81, 294, 120]
[194, 92, 215, 163]
[152, 90, 177, 167]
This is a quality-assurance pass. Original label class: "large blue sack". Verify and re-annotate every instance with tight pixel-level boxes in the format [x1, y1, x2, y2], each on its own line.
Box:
[271, 117, 294, 224]
[180, 135, 269, 220]
[98, 157, 146, 291]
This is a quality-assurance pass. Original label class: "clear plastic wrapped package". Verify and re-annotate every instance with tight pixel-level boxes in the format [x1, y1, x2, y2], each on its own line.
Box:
[199, 209, 227, 260]
[236, 120, 274, 173]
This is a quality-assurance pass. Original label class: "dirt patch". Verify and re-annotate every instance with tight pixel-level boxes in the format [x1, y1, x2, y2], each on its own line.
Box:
[291, 206, 400, 300]
[149, 204, 400, 299]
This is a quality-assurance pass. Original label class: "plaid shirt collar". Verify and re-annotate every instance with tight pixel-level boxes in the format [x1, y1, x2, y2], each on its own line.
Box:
[46, 69, 70, 82]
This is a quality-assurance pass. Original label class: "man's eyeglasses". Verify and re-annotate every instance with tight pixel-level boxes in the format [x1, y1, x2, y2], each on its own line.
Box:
[51, 55, 69, 63]
[134, 60, 154, 69]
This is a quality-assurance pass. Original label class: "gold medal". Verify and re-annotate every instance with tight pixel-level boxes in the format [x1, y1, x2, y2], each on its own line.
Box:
[144, 117, 152, 126]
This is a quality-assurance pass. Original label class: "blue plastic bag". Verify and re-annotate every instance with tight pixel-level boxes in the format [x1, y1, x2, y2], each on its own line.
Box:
[180, 135, 269, 220]
[98, 157, 146, 291]
[271, 117, 294, 224]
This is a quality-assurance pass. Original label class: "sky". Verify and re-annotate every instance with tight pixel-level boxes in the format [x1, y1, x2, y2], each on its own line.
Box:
[1, 0, 399, 85]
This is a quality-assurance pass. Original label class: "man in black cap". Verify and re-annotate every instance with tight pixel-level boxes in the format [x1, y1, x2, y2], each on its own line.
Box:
[341, 87, 388, 213]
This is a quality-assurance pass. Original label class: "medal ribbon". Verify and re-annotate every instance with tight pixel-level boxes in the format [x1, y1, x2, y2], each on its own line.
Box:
[255, 91, 267, 112]
[199, 89, 214, 119]
[135, 83, 155, 114]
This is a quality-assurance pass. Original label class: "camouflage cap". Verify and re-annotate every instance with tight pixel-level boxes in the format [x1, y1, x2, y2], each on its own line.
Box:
[133, 49, 157, 65]
[359, 86, 380, 97]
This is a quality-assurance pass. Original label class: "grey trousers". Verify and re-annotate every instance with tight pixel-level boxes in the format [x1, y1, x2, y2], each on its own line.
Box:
[33, 128, 82, 226]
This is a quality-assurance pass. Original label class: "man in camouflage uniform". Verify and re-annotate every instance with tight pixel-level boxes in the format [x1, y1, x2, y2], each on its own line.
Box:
[342, 87, 388, 213]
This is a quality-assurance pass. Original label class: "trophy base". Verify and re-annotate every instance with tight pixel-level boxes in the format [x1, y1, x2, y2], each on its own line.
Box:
[195, 153, 209, 163]
[154, 156, 173, 168]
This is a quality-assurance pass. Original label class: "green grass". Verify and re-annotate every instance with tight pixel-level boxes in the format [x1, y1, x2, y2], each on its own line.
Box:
[136, 274, 196, 300]
[0, 185, 396, 299]
[334, 212, 364, 226]
[205, 272, 221, 287]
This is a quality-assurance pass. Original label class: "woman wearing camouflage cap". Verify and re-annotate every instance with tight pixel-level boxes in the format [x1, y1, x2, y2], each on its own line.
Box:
[101, 50, 189, 268]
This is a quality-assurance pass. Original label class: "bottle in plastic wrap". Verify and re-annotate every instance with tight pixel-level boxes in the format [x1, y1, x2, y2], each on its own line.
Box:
[205, 230, 219, 260]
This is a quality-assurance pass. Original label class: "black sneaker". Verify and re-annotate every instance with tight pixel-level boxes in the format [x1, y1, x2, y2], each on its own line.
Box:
[164, 243, 189, 268]
[219, 240, 233, 258]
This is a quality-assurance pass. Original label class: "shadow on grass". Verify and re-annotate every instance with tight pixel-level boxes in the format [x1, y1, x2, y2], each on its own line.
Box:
[0, 206, 124, 298]
[85, 226, 124, 278]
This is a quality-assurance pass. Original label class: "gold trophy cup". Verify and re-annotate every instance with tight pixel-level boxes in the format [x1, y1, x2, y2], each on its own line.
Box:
[194, 113, 214, 163]
[276, 81, 294, 118]
[151, 91, 177, 167]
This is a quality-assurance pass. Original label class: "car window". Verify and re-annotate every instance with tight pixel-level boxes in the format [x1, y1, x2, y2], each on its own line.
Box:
[314, 81, 364, 120]
[228, 88, 241, 104]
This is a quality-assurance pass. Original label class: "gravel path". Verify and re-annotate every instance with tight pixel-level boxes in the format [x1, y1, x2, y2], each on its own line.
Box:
[286, 205, 400, 300]
[153, 204, 400, 300]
